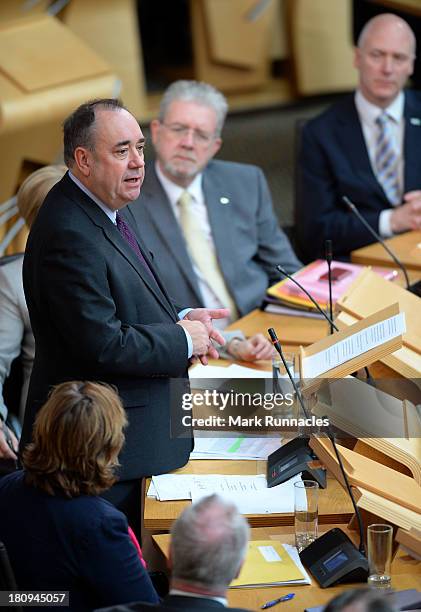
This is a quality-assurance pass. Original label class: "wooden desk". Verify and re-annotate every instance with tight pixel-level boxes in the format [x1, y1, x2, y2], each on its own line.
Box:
[226, 309, 328, 347]
[153, 525, 421, 611]
[351, 231, 421, 272]
[144, 461, 353, 531]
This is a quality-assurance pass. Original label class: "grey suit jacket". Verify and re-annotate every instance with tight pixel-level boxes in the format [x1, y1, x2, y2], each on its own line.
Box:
[125, 161, 301, 317]
[0, 256, 34, 421]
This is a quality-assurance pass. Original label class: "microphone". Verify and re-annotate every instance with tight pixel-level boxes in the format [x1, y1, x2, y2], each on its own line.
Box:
[268, 327, 366, 555]
[266, 327, 327, 489]
[276, 265, 339, 332]
[268, 327, 309, 419]
[342, 195, 410, 290]
[325, 240, 334, 335]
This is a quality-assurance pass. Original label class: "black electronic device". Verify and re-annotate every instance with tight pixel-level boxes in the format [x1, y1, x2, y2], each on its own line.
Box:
[267, 436, 327, 489]
[299, 528, 369, 588]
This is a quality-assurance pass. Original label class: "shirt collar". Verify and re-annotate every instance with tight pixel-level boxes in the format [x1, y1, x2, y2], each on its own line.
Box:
[68, 171, 117, 224]
[155, 161, 203, 206]
[355, 89, 404, 126]
[169, 589, 227, 607]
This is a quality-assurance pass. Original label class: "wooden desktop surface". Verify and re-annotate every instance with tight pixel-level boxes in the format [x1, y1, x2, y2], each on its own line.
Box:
[351, 230, 421, 271]
[152, 525, 421, 611]
[144, 464, 353, 531]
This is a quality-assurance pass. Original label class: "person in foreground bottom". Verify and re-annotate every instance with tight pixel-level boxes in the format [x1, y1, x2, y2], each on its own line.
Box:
[0, 381, 159, 611]
[95, 494, 252, 611]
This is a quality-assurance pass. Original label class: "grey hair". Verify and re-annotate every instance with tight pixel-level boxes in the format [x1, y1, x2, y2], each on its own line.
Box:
[324, 588, 397, 612]
[357, 13, 416, 57]
[158, 80, 228, 137]
[170, 494, 249, 590]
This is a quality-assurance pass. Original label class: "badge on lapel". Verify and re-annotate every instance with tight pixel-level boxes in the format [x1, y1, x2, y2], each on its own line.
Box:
[410, 117, 421, 126]
[219, 197, 230, 204]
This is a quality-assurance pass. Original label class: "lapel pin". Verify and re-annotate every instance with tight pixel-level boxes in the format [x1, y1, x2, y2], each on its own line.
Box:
[410, 117, 421, 126]
[220, 197, 230, 204]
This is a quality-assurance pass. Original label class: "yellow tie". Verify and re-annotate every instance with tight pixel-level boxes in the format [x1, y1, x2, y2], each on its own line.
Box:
[178, 190, 238, 319]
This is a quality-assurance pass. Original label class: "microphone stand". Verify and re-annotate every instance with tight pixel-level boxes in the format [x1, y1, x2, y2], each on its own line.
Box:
[276, 265, 375, 387]
[342, 195, 410, 290]
[325, 240, 334, 335]
[268, 326, 366, 555]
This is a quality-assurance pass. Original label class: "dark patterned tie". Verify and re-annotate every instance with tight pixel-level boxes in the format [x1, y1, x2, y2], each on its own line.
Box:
[115, 212, 154, 277]
[375, 112, 400, 205]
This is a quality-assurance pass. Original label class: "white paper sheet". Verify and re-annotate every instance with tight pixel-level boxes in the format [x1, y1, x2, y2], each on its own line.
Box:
[190, 433, 282, 460]
[150, 473, 268, 501]
[191, 473, 301, 514]
[189, 363, 269, 380]
[302, 312, 406, 378]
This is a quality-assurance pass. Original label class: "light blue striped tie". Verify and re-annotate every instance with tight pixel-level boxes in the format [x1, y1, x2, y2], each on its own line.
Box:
[375, 112, 400, 205]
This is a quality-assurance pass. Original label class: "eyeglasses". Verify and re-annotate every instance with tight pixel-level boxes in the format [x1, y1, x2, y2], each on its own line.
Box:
[160, 122, 215, 145]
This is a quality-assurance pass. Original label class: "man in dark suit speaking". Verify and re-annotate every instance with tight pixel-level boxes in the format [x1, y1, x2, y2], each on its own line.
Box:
[296, 13, 421, 261]
[21, 99, 228, 530]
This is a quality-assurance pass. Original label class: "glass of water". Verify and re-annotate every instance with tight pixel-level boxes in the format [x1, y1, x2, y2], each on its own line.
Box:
[367, 524, 393, 589]
[294, 479, 319, 552]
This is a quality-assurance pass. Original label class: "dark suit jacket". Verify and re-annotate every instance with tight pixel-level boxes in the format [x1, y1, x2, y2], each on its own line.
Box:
[95, 593, 251, 612]
[21, 173, 192, 480]
[0, 471, 159, 612]
[295, 90, 421, 261]
[125, 161, 301, 317]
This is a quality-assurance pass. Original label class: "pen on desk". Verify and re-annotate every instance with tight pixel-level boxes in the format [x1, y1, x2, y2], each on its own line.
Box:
[261, 593, 295, 609]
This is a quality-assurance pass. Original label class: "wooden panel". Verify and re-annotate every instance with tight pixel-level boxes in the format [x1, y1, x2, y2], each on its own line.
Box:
[203, 0, 277, 69]
[351, 231, 421, 271]
[310, 437, 421, 514]
[226, 309, 328, 347]
[61, 0, 147, 117]
[190, 0, 270, 93]
[0, 15, 109, 92]
[289, 0, 358, 95]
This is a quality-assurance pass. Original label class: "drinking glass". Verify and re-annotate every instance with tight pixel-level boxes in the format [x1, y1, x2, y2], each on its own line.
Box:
[294, 479, 319, 552]
[367, 524, 393, 589]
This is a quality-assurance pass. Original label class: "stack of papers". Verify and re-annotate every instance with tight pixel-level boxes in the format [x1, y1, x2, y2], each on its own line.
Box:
[189, 363, 270, 380]
[190, 434, 282, 460]
[231, 541, 311, 588]
[148, 473, 301, 514]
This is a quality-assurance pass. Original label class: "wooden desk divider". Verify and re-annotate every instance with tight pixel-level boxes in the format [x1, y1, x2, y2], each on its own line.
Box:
[298, 302, 404, 395]
[336, 268, 421, 377]
[396, 527, 421, 559]
[309, 436, 421, 530]
[0, 13, 117, 204]
[311, 378, 421, 483]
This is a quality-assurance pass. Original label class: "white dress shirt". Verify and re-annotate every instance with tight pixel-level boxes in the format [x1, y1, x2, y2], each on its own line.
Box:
[355, 90, 405, 237]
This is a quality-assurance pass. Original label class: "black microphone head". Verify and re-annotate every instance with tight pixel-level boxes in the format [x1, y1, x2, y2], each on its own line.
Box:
[325, 239, 333, 262]
[267, 328, 278, 343]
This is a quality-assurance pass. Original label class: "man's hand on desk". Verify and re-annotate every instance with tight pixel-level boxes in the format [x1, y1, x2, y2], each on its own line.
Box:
[179, 307, 229, 364]
[391, 191, 421, 233]
[227, 333, 275, 362]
